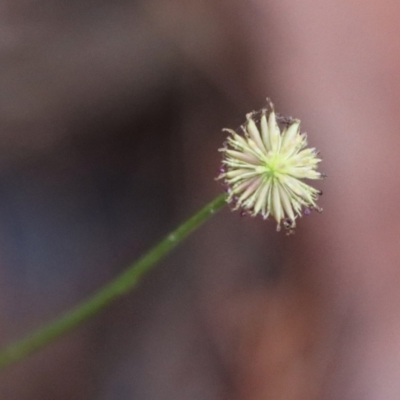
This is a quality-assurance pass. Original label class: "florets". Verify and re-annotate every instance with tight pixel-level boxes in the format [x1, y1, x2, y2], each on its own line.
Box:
[217, 99, 324, 234]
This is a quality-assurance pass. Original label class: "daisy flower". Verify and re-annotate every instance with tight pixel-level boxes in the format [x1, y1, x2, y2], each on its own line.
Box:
[217, 99, 324, 234]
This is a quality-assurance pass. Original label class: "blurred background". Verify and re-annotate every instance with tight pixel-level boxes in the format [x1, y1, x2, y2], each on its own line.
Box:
[1, 0, 400, 399]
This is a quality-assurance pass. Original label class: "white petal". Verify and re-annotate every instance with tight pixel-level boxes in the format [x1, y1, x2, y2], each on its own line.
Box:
[223, 159, 257, 169]
[268, 110, 281, 152]
[289, 168, 321, 180]
[260, 111, 272, 151]
[271, 183, 283, 228]
[226, 170, 260, 184]
[225, 168, 256, 179]
[246, 114, 266, 152]
[280, 120, 300, 150]
[232, 179, 254, 195]
[278, 184, 296, 222]
[253, 179, 270, 216]
[226, 150, 260, 165]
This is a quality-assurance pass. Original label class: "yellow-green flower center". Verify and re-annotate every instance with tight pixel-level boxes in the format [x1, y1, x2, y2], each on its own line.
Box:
[263, 154, 285, 179]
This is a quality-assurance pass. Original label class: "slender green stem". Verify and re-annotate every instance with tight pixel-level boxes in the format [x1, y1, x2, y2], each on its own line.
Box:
[0, 194, 227, 370]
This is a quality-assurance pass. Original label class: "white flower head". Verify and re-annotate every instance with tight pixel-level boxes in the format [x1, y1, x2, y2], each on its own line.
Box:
[217, 99, 324, 234]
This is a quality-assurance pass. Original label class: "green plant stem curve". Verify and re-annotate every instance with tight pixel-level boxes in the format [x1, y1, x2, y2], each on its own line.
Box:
[0, 194, 227, 370]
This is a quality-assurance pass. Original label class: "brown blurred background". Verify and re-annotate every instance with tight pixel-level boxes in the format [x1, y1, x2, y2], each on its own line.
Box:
[0, 0, 400, 399]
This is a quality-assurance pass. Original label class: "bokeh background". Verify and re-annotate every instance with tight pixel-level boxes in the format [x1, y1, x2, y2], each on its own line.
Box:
[1, 1, 400, 399]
